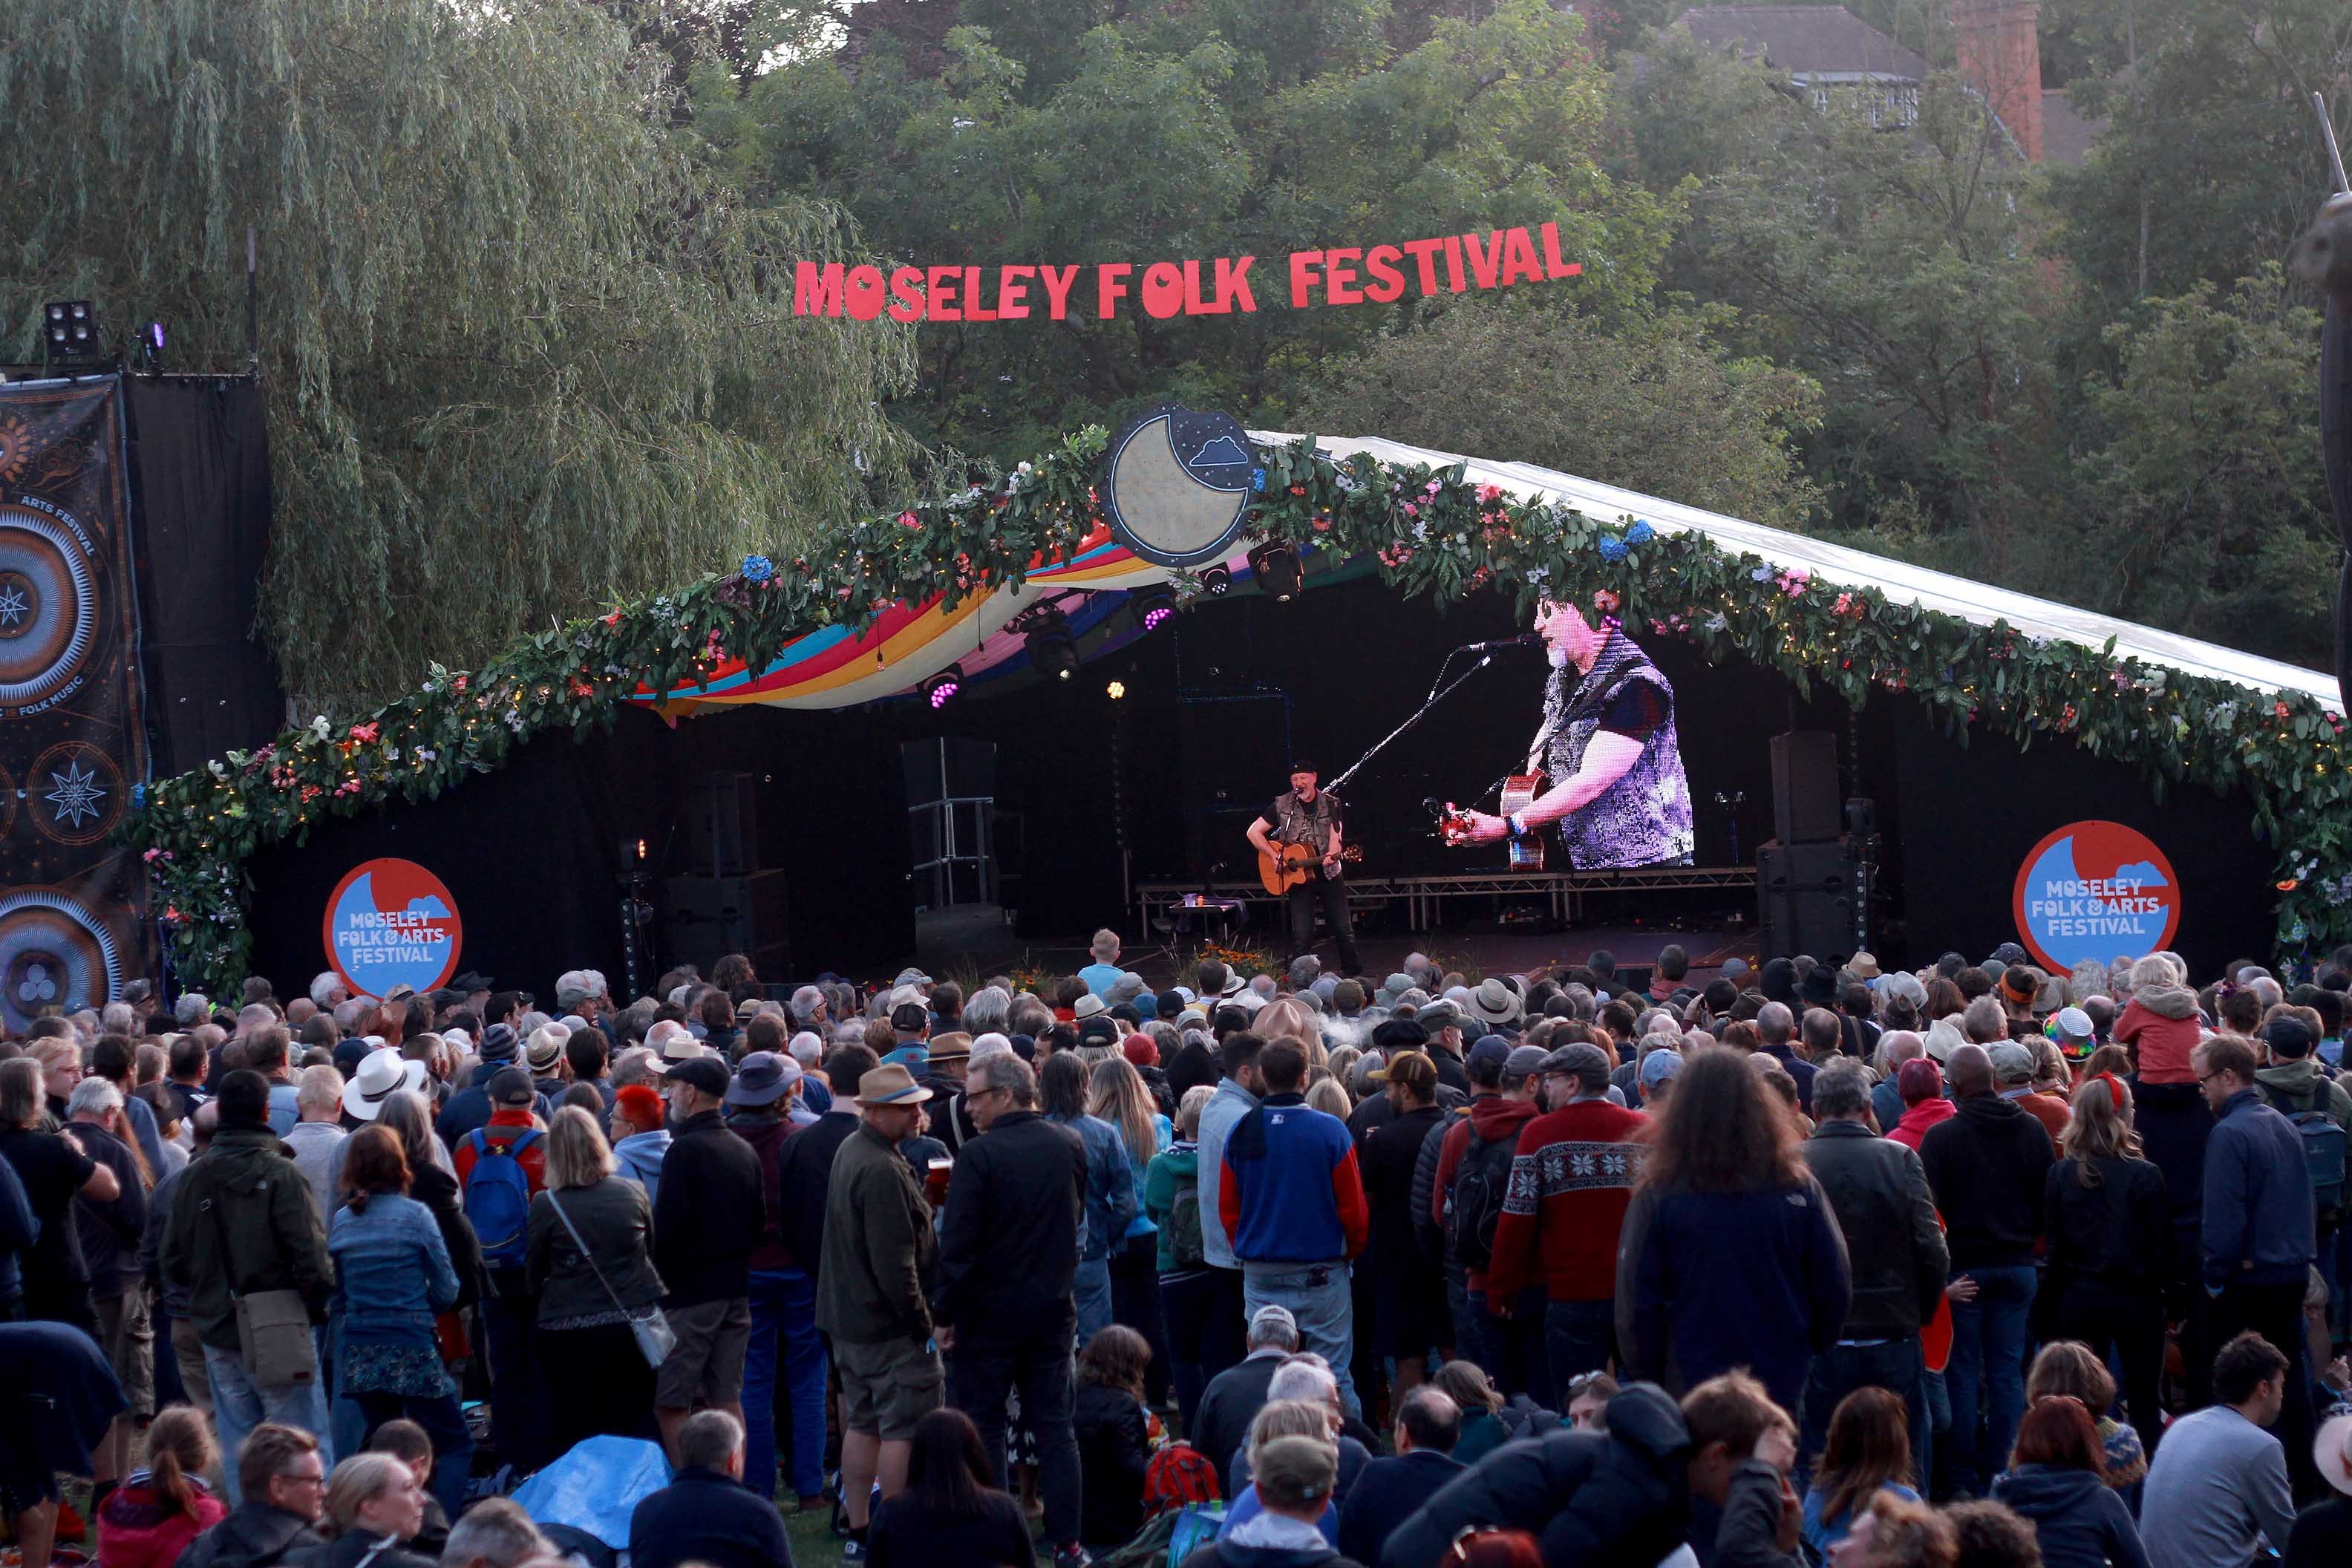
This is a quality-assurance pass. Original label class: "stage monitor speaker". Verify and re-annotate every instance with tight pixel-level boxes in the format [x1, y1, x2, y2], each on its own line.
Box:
[686, 771, 759, 875]
[664, 872, 791, 980]
[1757, 837, 1864, 960]
[1769, 731, 1841, 845]
[1614, 964, 1655, 999]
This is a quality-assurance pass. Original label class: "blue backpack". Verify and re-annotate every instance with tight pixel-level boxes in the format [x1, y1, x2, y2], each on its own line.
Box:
[464, 1126, 543, 1270]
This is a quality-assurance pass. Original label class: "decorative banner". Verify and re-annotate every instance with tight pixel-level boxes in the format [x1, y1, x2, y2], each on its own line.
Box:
[1102, 405, 1255, 567]
[0, 378, 149, 1033]
[2012, 820, 2181, 976]
[792, 222, 1584, 322]
[324, 858, 463, 997]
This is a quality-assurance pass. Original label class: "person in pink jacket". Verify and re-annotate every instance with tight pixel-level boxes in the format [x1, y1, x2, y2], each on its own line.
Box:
[97, 1406, 226, 1568]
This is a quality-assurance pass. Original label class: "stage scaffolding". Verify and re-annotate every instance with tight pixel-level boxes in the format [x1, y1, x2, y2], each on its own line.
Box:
[1137, 863, 1758, 939]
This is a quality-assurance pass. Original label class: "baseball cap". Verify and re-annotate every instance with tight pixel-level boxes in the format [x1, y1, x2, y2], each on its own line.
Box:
[2264, 1016, 2316, 1058]
[1466, 1036, 1512, 1076]
[664, 1055, 731, 1098]
[1639, 1049, 1687, 1088]
[1255, 1434, 1340, 1509]
[486, 1066, 537, 1107]
[1986, 1042, 2035, 1082]
[1369, 1051, 1437, 1094]
[1247, 1303, 1298, 1345]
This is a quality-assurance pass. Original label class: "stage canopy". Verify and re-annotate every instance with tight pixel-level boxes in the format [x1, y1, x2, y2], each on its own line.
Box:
[132, 419, 2352, 994]
[646, 428, 2336, 715]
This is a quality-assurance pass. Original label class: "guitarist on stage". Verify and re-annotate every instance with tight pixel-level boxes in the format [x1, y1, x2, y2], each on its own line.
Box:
[1247, 761, 1362, 977]
[1449, 595, 1696, 869]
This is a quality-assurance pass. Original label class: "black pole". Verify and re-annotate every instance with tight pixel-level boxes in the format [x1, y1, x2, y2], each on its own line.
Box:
[245, 224, 258, 373]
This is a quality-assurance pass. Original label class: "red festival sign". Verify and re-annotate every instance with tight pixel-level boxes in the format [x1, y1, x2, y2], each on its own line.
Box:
[794, 222, 1584, 323]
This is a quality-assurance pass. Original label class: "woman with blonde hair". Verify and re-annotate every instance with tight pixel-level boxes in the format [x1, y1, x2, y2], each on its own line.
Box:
[1090, 1054, 1173, 1406]
[525, 1106, 664, 1454]
[309, 1451, 434, 1568]
[2042, 1076, 2169, 1466]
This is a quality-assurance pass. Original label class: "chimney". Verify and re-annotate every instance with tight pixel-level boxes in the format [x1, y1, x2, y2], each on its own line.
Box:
[1953, 0, 2045, 162]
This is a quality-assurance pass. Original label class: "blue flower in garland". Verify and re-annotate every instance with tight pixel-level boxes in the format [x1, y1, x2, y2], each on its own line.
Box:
[740, 554, 775, 583]
[1625, 518, 1656, 546]
[1597, 534, 1629, 563]
[1251, 467, 1267, 493]
[1750, 564, 1776, 583]
[131, 783, 146, 811]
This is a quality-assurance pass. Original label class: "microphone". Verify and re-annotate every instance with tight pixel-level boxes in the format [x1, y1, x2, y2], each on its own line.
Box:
[1460, 633, 1542, 652]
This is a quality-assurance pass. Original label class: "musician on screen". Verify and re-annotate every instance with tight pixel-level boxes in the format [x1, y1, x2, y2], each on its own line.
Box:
[1247, 761, 1363, 977]
[1448, 595, 1696, 869]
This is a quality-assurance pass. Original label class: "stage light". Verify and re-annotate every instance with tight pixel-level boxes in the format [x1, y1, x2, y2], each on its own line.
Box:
[44, 300, 102, 365]
[1106, 680, 1127, 700]
[141, 321, 166, 369]
[1247, 540, 1303, 601]
[1199, 564, 1233, 596]
[1027, 615, 1079, 682]
[1127, 586, 1177, 633]
[922, 662, 964, 708]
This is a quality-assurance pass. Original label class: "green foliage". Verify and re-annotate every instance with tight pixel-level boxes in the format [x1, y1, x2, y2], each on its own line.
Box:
[1293, 301, 1823, 527]
[131, 422, 2352, 991]
[716, 0, 1678, 454]
[1, 0, 921, 710]
[2073, 267, 2332, 661]
[2044, 0, 2352, 319]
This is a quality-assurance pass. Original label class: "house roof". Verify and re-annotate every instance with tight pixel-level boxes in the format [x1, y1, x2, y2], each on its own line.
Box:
[1673, 5, 1928, 82]
[2040, 88, 2106, 166]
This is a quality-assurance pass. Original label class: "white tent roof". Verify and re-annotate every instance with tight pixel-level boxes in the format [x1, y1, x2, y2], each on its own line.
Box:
[1270, 430, 2339, 705]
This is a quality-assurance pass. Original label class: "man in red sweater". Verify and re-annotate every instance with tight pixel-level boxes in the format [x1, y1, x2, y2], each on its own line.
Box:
[1484, 1040, 1648, 1410]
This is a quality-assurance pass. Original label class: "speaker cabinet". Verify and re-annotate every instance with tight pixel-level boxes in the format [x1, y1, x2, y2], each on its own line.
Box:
[685, 771, 759, 876]
[1757, 837, 1865, 960]
[1769, 731, 1841, 845]
[664, 871, 790, 979]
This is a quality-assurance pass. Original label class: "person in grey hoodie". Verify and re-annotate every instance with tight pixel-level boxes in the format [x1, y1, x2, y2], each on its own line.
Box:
[1195, 1033, 1264, 1384]
[608, 1085, 672, 1206]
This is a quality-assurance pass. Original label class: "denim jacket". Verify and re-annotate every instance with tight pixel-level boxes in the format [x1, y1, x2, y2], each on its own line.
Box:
[329, 1192, 458, 1346]
[1049, 1111, 1139, 1264]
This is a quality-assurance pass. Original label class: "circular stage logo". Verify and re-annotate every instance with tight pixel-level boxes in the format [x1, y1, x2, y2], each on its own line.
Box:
[1101, 405, 1255, 567]
[0, 888, 122, 1035]
[324, 858, 463, 998]
[2011, 820, 2180, 976]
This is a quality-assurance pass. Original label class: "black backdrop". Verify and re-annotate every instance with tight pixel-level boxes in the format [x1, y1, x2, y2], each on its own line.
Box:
[241, 574, 2273, 992]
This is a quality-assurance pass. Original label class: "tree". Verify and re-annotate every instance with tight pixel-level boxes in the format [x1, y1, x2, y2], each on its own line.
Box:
[2070, 267, 2333, 664]
[1293, 299, 1824, 527]
[717, 0, 1677, 454]
[2, 0, 919, 710]
[2045, 0, 2352, 318]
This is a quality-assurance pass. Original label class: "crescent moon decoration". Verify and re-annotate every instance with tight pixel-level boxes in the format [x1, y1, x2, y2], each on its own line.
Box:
[1102, 405, 1255, 568]
[0, 887, 122, 1032]
[0, 503, 98, 708]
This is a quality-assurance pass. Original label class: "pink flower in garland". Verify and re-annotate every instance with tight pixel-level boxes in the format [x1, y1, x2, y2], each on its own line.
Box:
[349, 722, 379, 745]
[1477, 483, 1503, 503]
[898, 511, 921, 529]
[1776, 568, 1812, 596]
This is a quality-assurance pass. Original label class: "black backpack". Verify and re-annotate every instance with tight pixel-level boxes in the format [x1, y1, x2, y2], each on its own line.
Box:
[1448, 1130, 1518, 1271]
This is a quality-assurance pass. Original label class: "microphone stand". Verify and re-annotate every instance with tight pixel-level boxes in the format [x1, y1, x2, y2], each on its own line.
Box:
[1326, 650, 1500, 797]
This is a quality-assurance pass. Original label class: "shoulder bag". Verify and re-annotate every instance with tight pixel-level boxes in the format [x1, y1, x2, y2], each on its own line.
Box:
[203, 1184, 318, 1391]
[547, 1186, 676, 1368]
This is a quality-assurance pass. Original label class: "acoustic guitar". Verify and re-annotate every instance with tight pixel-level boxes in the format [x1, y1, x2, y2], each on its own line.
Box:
[1437, 772, 1547, 870]
[1257, 840, 1363, 896]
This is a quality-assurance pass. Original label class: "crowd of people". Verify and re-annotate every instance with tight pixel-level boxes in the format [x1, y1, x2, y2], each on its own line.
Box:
[2, 932, 2351, 1568]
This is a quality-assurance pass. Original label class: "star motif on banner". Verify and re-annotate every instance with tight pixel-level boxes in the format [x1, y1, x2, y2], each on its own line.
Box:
[44, 760, 105, 827]
[0, 584, 24, 628]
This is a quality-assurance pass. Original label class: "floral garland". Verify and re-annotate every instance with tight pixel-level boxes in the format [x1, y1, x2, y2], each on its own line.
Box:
[127, 427, 2350, 994]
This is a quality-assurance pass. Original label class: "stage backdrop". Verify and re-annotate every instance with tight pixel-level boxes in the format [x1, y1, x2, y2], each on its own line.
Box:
[0, 376, 151, 1028]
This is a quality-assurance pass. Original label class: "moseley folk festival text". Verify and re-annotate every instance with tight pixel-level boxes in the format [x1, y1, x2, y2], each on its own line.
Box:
[793, 224, 1584, 323]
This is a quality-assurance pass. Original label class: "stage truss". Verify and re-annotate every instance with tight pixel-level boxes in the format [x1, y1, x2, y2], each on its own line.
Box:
[1137, 863, 1757, 940]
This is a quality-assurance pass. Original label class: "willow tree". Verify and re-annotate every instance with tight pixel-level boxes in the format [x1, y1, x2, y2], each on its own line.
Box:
[2, 0, 918, 709]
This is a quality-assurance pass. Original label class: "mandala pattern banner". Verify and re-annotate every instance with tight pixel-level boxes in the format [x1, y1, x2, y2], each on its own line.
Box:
[0, 376, 151, 1029]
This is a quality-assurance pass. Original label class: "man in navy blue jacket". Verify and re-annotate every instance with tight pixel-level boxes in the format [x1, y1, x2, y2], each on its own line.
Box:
[1336, 1386, 1466, 1565]
[2195, 1033, 2319, 1499]
[628, 1410, 793, 1568]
